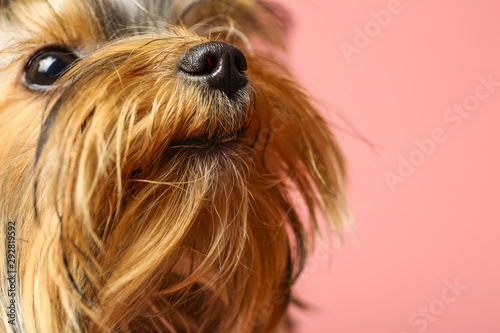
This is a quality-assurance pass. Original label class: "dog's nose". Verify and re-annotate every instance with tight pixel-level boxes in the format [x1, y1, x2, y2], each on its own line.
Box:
[178, 41, 248, 99]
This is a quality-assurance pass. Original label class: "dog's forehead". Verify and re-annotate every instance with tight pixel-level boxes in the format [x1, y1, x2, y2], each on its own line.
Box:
[0, 0, 173, 25]
[0, 0, 204, 44]
[105, 0, 173, 19]
[0, 0, 172, 15]
[0, 0, 205, 21]
[94, 0, 175, 26]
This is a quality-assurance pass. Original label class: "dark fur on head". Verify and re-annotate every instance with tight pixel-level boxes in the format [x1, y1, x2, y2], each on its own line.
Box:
[0, 0, 348, 332]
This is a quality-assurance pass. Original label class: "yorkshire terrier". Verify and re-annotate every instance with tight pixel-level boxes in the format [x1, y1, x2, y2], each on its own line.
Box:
[0, 0, 348, 332]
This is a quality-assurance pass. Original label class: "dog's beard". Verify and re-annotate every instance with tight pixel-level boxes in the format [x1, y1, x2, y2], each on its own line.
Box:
[0, 5, 347, 333]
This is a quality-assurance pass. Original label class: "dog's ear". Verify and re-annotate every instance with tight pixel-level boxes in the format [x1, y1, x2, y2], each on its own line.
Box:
[169, 0, 290, 49]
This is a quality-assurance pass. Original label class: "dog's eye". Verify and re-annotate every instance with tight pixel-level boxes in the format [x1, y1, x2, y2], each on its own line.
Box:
[24, 48, 78, 90]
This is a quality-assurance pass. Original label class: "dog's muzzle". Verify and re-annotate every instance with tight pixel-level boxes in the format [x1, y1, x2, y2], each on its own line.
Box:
[177, 41, 248, 99]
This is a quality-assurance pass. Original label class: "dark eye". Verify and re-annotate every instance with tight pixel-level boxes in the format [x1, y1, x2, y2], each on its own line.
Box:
[24, 48, 78, 90]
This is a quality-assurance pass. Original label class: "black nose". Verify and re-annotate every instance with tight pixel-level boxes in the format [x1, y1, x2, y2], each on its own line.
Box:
[178, 41, 248, 99]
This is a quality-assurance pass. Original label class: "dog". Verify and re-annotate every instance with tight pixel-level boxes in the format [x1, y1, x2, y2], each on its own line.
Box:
[0, 0, 348, 332]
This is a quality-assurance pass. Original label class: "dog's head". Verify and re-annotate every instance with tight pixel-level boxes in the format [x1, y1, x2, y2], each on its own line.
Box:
[0, 0, 347, 332]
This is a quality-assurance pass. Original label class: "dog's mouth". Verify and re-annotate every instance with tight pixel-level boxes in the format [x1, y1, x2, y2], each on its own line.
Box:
[169, 128, 245, 149]
[166, 109, 254, 149]
[219, 133, 238, 143]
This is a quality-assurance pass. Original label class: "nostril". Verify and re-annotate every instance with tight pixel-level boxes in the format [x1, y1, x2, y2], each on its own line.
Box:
[206, 56, 215, 73]
[234, 54, 247, 73]
[178, 52, 216, 76]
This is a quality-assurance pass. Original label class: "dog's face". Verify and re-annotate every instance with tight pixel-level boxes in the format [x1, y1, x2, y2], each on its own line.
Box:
[0, 0, 347, 332]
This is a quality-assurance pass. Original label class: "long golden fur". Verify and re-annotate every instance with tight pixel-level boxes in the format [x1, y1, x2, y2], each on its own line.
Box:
[0, 0, 348, 332]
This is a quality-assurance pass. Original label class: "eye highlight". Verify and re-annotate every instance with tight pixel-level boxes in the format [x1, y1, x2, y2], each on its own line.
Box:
[24, 47, 78, 91]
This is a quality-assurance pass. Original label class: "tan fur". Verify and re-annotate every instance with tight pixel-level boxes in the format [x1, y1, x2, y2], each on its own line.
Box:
[0, 0, 348, 332]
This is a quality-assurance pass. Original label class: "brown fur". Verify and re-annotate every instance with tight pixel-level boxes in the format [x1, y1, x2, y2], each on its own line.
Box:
[0, 0, 348, 332]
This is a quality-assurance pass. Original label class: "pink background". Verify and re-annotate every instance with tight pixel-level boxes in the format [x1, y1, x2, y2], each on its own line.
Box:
[273, 0, 500, 332]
